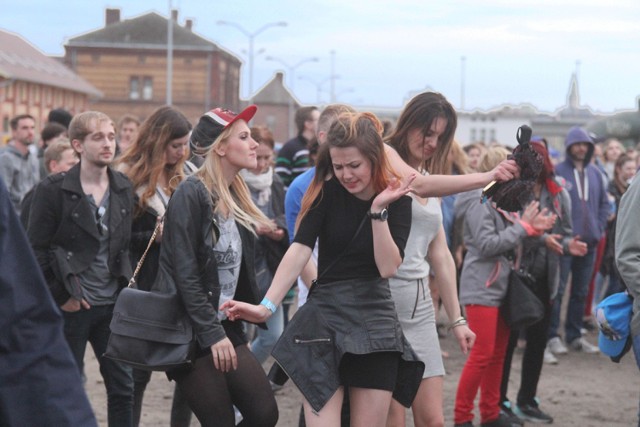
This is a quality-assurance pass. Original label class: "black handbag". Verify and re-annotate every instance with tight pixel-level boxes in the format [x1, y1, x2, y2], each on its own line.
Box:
[501, 266, 545, 330]
[104, 220, 196, 371]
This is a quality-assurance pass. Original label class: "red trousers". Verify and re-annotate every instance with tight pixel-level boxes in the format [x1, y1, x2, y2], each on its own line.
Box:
[454, 305, 510, 425]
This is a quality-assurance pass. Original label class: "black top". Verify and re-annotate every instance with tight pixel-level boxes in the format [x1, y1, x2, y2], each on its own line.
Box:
[294, 176, 412, 284]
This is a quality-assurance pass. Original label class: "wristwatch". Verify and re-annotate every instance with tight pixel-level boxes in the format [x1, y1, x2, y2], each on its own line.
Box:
[368, 208, 388, 221]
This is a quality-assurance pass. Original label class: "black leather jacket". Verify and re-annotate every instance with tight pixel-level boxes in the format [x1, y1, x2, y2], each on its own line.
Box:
[156, 176, 263, 349]
[27, 163, 133, 305]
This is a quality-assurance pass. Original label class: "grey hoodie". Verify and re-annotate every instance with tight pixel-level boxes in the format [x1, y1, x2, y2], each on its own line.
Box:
[455, 189, 528, 307]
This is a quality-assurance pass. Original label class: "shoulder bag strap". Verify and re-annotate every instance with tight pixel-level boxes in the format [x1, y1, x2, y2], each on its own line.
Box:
[128, 218, 163, 288]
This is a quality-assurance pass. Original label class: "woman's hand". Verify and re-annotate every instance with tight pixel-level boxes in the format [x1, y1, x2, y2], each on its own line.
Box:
[544, 233, 564, 255]
[568, 236, 588, 256]
[220, 300, 271, 323]
[256, 221, 284, 241]
[491, 159, 520, 182]
[210, 337, 237, 372]
[521, 201, 556, 232]
[371, 173, 416, 211]
[452, 324, 476, 354]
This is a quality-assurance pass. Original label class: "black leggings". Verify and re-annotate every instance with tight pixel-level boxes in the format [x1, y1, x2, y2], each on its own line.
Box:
[500, 278, 552, 406]
[174, 345, 278, 427]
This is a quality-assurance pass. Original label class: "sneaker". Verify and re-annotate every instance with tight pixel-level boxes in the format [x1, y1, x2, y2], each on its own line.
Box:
[569, 337, 600, 354]
[544, 346, 559, 364]
[547, 336, 568, 355]
[480, 413, 519, 427]
[500, 401, 524, 426]
[515, 402, 554, 423]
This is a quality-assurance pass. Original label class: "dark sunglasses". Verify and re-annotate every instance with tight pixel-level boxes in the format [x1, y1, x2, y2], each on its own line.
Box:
[96, 206, 108, 236]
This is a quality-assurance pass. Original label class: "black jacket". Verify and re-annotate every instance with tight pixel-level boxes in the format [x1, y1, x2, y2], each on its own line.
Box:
[156, 176, 263, 349]
[129, 189, 166, 291]
[27, 163, 134, 305]
[0, 175, 98, 426]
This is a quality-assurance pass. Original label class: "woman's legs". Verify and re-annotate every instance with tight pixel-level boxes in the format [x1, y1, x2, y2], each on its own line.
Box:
[387, 376, 445, 427]
[454, 305, 509, 425]
[302, 387, 344, 427]
[413, 376, 445, 427]
[350, 387, 394, 427]
[132, 369, 152, 427]
[176, 346, 278, 427]
[386, 398, 405, 427]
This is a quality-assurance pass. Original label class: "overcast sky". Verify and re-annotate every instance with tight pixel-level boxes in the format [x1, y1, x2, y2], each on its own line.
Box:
[4, 0, 640, 113]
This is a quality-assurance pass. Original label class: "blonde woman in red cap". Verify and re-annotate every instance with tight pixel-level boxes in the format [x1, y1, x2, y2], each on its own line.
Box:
[157, 105, 278, 427]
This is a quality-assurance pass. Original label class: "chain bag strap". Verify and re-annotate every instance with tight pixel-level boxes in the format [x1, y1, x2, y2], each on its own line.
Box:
[128, 218, 163, 288]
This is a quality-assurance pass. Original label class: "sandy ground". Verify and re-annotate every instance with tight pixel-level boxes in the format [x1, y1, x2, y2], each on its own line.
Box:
[85, 322, 638, 427]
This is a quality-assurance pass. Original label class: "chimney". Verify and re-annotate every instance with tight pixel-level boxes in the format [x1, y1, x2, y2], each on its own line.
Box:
[105, 8, 120, 26]
[185, 19, 193, 31]
[171, 9, 178, 21]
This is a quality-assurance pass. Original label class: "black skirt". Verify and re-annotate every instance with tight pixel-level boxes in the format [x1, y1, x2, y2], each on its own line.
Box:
[271, 277, 424, 413]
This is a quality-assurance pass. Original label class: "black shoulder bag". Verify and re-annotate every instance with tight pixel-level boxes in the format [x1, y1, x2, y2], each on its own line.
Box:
[104, 219, 196, 371]
[501, 248, 545, 330]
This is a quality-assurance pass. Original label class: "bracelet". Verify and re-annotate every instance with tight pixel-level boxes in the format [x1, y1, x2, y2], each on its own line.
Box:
[449, 316, 468, 330]
[260, 297, 277, 314]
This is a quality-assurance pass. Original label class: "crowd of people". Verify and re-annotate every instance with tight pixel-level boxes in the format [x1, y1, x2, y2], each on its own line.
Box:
[1, 93, 639, 427]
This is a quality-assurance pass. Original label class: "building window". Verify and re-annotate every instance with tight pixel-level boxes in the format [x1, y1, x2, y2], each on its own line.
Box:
[142, 77, 153, 100]
[480, 129, 486, 143]
[489, 129, 496, 142]
[184, 57, 192, 65]
[6, 83, 13, 100]
[45, 87, 51, 105]
[19, 83, 27, 102]
[2, 116, 9, 133]
[92, 53, 100, 63]
[138, 55, 146, 64]
[129, 77, 140, 100]
[470, 128, 477, 142]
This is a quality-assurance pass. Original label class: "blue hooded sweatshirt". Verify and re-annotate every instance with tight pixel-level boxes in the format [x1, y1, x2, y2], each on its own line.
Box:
[554, 126, 609, 247]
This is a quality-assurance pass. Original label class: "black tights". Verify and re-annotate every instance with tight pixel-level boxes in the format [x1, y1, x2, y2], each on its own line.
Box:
[501, 279, 552, 405]
[175, 345, 278, 427]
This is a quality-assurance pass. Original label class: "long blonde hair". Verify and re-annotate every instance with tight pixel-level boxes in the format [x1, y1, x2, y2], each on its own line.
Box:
[195, 124, 272, 234]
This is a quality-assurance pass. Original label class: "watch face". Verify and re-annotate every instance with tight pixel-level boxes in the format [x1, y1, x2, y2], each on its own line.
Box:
[380, 208, 389, 221]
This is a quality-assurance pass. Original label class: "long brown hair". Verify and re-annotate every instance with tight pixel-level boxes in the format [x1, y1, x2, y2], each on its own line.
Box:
[116, 106, 191, 216]
[297, 112, 399, 228]
[385, 91, 457, 175]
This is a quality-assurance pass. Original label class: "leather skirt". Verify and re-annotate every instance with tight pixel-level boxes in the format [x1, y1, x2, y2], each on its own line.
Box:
[271, 277, 425, 413]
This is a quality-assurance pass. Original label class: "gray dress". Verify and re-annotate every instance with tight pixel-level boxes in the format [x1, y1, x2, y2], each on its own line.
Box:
[389, 194, 446, 378]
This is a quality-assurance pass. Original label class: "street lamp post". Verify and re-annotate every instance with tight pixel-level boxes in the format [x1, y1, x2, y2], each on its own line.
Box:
[217, 20, 287, 100]
[298, 75, 339, 104]
[266, 56, 319, 137]
[335, 87, 355, 101]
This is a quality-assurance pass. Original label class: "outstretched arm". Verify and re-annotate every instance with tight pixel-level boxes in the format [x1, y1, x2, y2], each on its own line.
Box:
[222, 243, 312, 322]
[384, 144, 518, 198]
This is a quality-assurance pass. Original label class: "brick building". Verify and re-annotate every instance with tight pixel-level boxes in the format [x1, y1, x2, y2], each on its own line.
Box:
[64, 8, 242, 124]
[0, 29, 100, 143]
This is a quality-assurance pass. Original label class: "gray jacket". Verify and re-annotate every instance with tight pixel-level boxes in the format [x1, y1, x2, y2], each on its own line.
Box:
[615, 177, 640, 336]
[455, 189, 528, 307]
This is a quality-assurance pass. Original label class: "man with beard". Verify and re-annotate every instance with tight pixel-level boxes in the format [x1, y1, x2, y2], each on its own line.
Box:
[0, 114, 40, 214]
[27, 111, 135, 426]
[547, 126, 609, 357]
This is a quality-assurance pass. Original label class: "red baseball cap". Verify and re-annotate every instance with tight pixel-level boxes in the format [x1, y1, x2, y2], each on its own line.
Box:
[190, 104, 258, 151]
